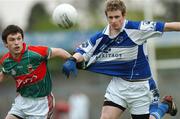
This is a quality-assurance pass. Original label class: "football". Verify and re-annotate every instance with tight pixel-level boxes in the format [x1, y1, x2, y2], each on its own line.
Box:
[52, 3, 78, 29]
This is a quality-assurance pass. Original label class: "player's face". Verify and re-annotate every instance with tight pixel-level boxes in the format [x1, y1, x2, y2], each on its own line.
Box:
[5, 33, 24, 58]
[106, 10, 125, 31]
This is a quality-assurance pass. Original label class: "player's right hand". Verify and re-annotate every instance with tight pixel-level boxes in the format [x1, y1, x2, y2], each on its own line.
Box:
[62, 57, 77, 78]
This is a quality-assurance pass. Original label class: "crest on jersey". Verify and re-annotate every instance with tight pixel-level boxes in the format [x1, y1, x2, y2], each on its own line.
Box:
[140, 21, 156, 31]
[81, 41, 89, 48]
[27, 64, 33, 73]
[11, 69, 16, 76]
[116, 36, 124, 44]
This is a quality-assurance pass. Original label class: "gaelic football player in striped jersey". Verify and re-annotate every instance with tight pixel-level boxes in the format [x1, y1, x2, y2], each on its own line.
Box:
[62, 0, 179, 119]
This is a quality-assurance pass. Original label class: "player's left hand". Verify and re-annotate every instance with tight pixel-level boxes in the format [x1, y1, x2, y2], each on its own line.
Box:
[62, 57, 77, 78]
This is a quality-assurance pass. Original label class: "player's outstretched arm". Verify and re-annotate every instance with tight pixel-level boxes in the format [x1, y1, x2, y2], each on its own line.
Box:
[164, 22, 180, 31]
[50, 48, 71, 60]
[0, 71, 4, 83]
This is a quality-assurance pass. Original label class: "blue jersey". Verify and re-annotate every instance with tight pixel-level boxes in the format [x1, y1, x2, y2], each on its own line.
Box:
[75, 20, 165, 80]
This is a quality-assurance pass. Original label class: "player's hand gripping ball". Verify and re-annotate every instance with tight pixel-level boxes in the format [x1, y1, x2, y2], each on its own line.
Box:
[52, 3, 78, 29]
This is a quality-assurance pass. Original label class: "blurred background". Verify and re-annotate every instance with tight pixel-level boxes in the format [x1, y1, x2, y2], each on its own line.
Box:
[0, 0, 180, 118]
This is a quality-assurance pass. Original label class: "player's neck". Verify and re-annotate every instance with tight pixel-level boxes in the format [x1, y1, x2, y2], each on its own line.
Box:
[109, 28, 121, 38]
[13, 54, 21, 59]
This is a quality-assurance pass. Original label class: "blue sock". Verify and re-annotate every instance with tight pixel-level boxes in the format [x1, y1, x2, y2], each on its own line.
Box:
[150, 103, 169, 119]
[150, 102, 159, 119]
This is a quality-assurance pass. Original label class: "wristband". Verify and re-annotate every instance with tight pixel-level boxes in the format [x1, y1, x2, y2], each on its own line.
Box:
[68, 57, 77, 62]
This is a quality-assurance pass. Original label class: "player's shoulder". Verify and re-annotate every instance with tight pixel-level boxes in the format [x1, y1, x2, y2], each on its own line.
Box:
[89, 31, 104, 45]
[91, 31, 104, 39]
[0, 52, 10, 64]
[125, 20, 141, 30]
[28, 45, 48, 50]
[28, 45, 49, 56]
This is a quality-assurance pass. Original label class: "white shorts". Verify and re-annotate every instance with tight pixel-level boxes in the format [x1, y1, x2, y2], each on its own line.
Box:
[105, 77, 152, 115]
[8, 93, 55, 119]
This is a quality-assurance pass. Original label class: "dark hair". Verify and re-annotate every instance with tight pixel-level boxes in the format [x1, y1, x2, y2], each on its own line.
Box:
[1, 25, 24, 43]
[105, 0, 126, 16]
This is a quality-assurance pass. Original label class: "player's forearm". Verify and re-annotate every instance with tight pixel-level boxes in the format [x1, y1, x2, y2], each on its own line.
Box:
[51, 48, 71, 60]
[164, 22, 180, 31]
[73, 53, 84, 63]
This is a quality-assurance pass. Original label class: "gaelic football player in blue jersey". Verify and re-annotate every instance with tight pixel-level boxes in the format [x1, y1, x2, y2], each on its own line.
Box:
[62, 0, 179, 119]
[0, 25, 71, 119]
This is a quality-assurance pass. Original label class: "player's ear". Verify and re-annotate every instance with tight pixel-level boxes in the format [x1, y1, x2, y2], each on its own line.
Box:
[3, 42, 8, 48]
[5, 44, 8, 48]
[123, 12, 126, 17]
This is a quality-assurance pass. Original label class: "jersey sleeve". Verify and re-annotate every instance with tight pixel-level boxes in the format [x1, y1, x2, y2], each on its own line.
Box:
[125, 20, 165, 45]
[0, 60, 3, 72]
[0, 67, 6, 74]
[75, 32, 103, 61]
[28, 45, 51, 60]
[47, 48, 52, 59]
[0, 56, 8, 74]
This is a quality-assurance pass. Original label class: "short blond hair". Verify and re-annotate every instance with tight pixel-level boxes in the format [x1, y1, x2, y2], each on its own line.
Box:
[105, 0, 126, 16]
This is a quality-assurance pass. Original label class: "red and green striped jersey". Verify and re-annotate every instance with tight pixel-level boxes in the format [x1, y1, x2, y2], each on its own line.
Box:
[0, 43, 52, 98]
